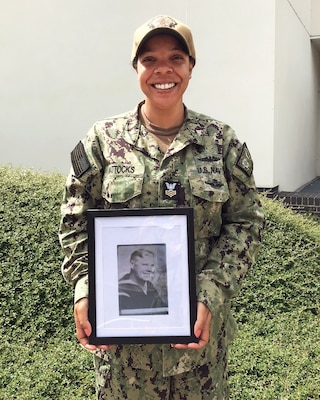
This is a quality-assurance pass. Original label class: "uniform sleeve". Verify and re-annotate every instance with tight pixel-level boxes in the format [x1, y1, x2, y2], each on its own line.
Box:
[196, 126, 265, 317]
[58, 126, 104, 303]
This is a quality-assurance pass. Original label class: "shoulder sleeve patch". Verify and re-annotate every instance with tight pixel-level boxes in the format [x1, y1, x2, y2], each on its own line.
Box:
[236, 142, 253, 177]
[71, 141, 91, 178]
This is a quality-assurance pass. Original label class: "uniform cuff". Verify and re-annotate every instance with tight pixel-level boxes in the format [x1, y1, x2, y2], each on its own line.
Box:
[74, 275, 89, 304]
[196, 271, 224, 314]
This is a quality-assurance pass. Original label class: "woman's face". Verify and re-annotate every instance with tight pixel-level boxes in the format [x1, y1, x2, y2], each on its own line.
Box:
[135, 34, 194, 111]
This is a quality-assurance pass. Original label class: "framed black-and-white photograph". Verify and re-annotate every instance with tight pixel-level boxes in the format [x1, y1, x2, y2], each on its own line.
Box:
[87, 207, 197, 345]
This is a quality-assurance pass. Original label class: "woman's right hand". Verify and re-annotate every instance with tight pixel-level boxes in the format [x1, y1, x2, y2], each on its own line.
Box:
[74, 298, 112, 351]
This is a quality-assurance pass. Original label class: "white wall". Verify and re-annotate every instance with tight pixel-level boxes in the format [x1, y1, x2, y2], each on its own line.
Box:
[186, 0, 276, 189]
[274, 0, 319, 191]
[312, 0, 320, 35]
[0, 0, 319, 192]
[0, 0, 275, 187]
[0, 0, 162, 174]
[288, 0, 312, 32]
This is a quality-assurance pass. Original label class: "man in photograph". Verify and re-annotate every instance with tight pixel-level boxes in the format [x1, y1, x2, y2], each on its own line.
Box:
[118, 249, 168, 315]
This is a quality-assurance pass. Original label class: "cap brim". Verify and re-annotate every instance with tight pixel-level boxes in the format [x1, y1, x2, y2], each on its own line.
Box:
[134, 28, 190, 60]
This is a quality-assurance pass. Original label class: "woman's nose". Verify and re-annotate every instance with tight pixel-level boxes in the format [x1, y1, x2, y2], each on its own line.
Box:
[154, 61, 173, 74]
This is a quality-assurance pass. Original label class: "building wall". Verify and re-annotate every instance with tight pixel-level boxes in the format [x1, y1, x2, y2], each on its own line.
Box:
[186, 0, 275, 189]
[311, 0, 320, 35]
[274, 0, 320, 191]
[311, 0, 320, 177]
[288, 0, 312, 32]
[0, 0, 319, 192]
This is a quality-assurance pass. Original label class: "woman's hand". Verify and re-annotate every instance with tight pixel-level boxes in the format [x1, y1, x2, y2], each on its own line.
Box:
[74, 298, 112, 351]
[171, 302, 212, 350]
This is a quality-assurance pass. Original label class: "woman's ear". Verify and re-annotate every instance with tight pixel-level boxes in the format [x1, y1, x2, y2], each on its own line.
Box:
[132, 58, 138, 71]
[189, 62, 194, 77]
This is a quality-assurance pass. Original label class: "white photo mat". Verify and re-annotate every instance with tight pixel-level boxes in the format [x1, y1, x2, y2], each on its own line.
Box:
[87, 208, 197, 344]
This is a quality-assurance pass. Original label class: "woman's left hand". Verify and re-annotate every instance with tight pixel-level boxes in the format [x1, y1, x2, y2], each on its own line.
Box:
[171, 302, 212, 350]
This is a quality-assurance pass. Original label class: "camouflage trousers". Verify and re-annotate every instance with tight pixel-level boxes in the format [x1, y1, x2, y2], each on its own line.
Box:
[93, 350, 229, 400]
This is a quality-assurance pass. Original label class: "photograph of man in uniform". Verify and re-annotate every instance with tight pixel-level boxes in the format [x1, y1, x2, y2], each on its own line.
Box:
[118, 246, 168, 315]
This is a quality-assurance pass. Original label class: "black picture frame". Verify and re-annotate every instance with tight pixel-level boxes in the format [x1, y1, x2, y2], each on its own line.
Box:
[87, 207, 197, 345]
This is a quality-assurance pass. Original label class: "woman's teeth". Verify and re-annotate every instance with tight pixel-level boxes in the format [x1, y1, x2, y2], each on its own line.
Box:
[154, 83, 176, 90]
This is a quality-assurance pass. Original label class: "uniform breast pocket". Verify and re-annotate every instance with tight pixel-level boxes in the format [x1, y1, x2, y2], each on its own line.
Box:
[189, 177, 230, 239]
[103, 174, 144, 204]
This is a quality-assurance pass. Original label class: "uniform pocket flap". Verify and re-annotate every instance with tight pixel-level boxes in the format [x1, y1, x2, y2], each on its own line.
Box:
[103, 175, 144, 203]
[189, 177, 229, 203]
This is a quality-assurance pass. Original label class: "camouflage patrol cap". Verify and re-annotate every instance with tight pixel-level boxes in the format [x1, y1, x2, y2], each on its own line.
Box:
[131, 15, 196, 65]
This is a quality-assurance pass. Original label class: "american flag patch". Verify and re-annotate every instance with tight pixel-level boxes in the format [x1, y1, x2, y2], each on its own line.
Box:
[71, 141, 90, 178]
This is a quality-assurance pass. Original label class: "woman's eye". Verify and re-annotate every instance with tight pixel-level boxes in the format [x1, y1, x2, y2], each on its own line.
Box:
[142, 57, 155, 63]
[172, 54, 184, 61]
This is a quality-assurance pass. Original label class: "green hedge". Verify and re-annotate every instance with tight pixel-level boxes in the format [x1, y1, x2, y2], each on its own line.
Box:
[0, 166, 319, 399]
[229, 196, 320, 399]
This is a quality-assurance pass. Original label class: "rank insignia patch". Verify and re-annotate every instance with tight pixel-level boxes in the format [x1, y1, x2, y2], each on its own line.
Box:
[236, 143, 253, 177]
[164, 181, 177, 198]
[163, 181, 185, 204]
[71, 141, 90, 178]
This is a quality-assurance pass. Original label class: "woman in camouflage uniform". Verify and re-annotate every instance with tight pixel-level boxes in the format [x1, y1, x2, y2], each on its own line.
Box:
[59, 15, 264, 400]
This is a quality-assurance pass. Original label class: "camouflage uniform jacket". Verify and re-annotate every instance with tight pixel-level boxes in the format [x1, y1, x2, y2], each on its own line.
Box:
[59, 102, 264, 377]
